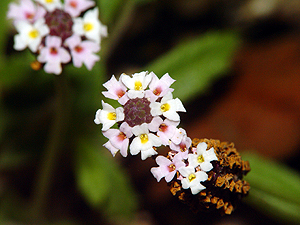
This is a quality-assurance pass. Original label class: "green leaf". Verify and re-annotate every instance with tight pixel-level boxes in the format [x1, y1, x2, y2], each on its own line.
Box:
[247, 188, 300, 225]
[145, 30, 241, 102]
[74, 137, 138, 223]
[242, 152, 300, 224]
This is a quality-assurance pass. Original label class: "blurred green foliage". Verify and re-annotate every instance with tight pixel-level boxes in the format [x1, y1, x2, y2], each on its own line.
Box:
[145, 30, 240, 103]
[1, 0, 300, 224]
[243, 152, 300, 225]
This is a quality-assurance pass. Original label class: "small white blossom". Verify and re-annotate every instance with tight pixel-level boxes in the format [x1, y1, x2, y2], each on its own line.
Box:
[72, 7, 107, 44]
[179, 166, 208, 195]
[35, 0, 62, 12]
[121, 71, 152, 99]
[94, 101, 124, 131]
[13, 18, 49, 52]
[150, 91, 185, 121]
[188, 142, 218, 172]
[130, 123, 162, 160]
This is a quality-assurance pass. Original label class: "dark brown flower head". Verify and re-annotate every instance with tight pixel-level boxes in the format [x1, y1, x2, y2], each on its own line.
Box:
[169, 138, 250, 215]
[44, 9, 74, 43]
[123, 97, 153, 127]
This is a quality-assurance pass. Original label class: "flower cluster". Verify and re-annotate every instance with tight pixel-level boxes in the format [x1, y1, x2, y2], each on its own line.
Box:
[94, 71, 187, 160]
[170, 138, 251, 214]
[7, 0, 107, 74]
[94, 72, 250, 214]
[151, 138, 218, 195]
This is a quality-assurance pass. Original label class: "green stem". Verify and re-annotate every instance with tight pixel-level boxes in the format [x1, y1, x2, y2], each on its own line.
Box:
[31, 75, 70, 221]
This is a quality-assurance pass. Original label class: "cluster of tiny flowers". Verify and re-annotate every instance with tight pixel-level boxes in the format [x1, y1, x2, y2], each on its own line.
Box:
[94, 71, 187, 160]
[151, 141, 218, 195]
[7, 0, 107, 74]
[94, 71, 219, 195]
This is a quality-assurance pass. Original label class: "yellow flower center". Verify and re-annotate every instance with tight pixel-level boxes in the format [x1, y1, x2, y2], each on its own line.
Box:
[28, 29, 39, 39]
[160, 103, 170, 112]
[107, 112, 116, 120]
[83, 23, 94, 32]
[45, 0, 53, 3]
[197, 155, 205, 163]
[188, 173, 196, 182]
[140, 134, 148, 144]
[134, 81, 143, 91]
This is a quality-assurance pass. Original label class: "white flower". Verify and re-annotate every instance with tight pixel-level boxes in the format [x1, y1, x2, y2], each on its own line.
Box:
[188, 142, 218, 172]
[94, 101, 124, 131]
[150, 91, 185, 121]
[13, 18, 49, 52]
[35, 0, 62, 12]
[130, 123, 162, 160]
[120, 71, 152, 99]
[72, 7, 107, 44]
[178, 166, 208, 195]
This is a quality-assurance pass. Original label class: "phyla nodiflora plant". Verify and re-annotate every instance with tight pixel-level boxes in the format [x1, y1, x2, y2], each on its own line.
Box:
[94, 71, 251, 215]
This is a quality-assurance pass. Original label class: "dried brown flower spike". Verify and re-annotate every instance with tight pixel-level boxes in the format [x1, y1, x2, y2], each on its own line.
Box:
[169, 138, 251, 215]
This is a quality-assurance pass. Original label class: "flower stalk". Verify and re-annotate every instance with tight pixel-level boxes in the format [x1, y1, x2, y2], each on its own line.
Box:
[31, 75, 71, 220]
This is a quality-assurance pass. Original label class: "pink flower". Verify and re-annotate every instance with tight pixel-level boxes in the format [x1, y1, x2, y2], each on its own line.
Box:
[102, 122, 133, 157]
[103, 141, 119, 157]
[102, 75, 129, 105]
[64, 34, 100, 71]
[151, 154, 185, 182]
[64, 0, 95, 17]
[145, 72, 175, 101]
[170, 128, 192, 152]
[148, 117, 179, 145]
[7, 0, 46, 23]
[37, 36, 71, 75]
